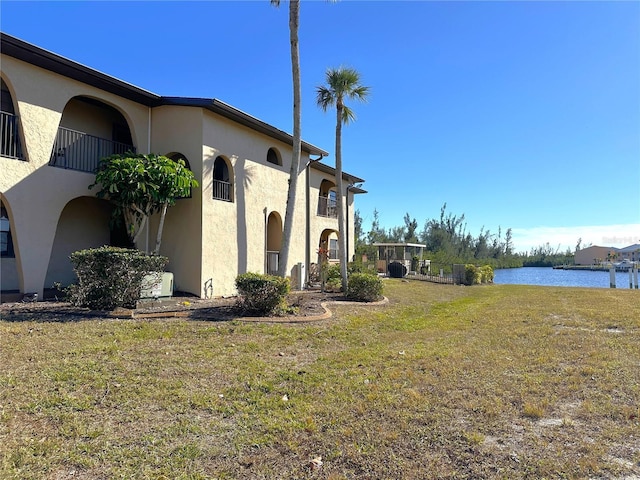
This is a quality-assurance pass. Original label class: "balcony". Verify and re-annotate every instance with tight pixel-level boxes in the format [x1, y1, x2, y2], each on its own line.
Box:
[213, 179, 232, 202]
[49, 126, 135, 174]
[1, 111, 24, 159]
[317, 196, 338, 218]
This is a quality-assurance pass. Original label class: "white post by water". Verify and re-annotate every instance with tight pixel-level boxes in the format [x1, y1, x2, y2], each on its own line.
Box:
[630, 267, 634, 289]
[609, 264, 616, 288]
[634, 266, 639, 289]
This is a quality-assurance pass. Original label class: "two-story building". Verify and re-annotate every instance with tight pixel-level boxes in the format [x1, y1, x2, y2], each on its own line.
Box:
[0, 32, 365, 301]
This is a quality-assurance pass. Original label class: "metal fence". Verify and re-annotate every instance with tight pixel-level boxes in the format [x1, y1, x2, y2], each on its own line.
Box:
[317, 196, 338, 218]
[49, 126, 134, 173]
[0, 111, 23, 159]
[213, 179, 232, 202]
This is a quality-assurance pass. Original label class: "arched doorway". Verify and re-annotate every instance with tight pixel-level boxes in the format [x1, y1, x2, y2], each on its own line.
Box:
[44, 196, 112, 288]
[266, 211, 283, 275]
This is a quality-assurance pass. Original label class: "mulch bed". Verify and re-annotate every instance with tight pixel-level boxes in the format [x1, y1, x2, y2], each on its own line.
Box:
[0, 290, 353, 323]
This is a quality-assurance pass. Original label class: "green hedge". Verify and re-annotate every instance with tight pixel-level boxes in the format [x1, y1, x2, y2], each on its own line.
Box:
[67, 246, 168, 310]
[346, 272, 384, 302]
[463, 264, 494, 285]
[235, 272, 290, 316]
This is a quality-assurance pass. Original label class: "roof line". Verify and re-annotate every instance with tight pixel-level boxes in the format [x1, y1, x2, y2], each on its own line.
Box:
[0, 31, 332, 157]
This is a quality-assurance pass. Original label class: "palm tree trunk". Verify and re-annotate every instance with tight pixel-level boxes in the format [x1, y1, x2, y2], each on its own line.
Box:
[278, 0, 302, 279]
[335, 102, 348, 292]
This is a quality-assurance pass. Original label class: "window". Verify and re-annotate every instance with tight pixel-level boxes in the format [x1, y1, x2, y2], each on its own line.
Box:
[0, 204, 14, 258]
[167, 152, 192, 199]
[329, 238, 338, 260]
[267, 148, 281, 166]
[213, 156, 232, 202]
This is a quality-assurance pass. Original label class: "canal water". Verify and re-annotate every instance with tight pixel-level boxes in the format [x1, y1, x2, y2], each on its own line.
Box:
[493, 267, 638, 289]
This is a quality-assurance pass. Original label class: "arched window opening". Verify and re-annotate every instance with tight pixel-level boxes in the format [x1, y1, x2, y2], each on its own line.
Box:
[49, 96, 135, 173]
[1, 78, 24, 159]
[317, 179, 337, 218]
[0, 201, 14, 258]
[213, 156, 232, 202]
[167, 152, 193, 199]
[267, 148, 282, 166]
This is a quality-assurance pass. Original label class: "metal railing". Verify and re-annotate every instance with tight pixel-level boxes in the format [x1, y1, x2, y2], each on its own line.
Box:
[267, 251, 279, 276]
[317, 196, 338, 218]
[49, 126, 134, 173]
[0, 111, 24, 159]
[213, 179, 232, 202]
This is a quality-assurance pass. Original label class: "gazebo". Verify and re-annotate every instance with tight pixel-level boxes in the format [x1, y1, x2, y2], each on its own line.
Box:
[372, 242, 430, 276]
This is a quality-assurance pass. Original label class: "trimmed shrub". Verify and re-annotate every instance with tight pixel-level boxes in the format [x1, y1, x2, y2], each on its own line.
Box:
[67, 246, 168, 310]
[480, 265, 494, 283]
[235, 272, 290, 316]
[326, 264, 341, 281]
[325, 277, 343, 292]
[463, 264, 482, 286]
[346, 272, 384, 302]
[462, 264, 494, 285]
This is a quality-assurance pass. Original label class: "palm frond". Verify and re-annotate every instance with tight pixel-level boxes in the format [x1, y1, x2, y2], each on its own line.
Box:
[316, 86, 335, 111]
[342, 106, 357, 125]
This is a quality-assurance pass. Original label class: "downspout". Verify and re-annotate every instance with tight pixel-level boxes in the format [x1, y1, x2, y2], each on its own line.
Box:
[305, 154, 324, 287]
[346, 184, 350, 263]
[145, 107, 152, 253]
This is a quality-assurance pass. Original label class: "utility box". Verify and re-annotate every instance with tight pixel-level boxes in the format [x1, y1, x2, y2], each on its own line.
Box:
[294, 262, 305, 290]
[140, 272, 174, 299]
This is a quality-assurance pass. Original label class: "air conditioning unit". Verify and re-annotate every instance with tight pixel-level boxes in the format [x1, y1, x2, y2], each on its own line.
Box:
[140, 272, 174, 299]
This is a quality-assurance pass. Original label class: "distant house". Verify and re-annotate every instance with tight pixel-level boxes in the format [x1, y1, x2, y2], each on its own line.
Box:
[617, 244, 640, 262]
[574, 246, 619, 266]
[0, 32, 366, 301]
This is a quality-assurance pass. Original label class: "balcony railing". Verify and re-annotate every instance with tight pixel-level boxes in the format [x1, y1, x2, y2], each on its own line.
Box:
[49, 126, 134, 174]
[213, 179, 232, 202]
[1, 111, 24, 159]
[267, 250, 279, 276]
[317, 196, 338, 218]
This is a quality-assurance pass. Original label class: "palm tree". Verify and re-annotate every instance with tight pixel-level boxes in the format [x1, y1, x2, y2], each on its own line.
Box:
[271, 0, 302, 279]
[316, 67, 369, 292]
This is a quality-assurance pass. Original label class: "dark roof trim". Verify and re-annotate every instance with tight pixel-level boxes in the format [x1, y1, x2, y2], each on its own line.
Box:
[1, 32, 160, 106]
[310, 161, 365, 184]
[0, 32, 328, 156]
[161, 97, 327, 156]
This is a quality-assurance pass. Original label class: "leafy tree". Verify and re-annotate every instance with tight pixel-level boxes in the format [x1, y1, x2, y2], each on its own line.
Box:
[271, 0, 303, 278]
[403, 213, 419, 243]
[317, 66, 370, 292]
[90, 152, 198, 254]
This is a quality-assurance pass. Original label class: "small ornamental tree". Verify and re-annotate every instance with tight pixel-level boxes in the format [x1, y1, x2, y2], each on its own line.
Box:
[90, 153, 198, 254]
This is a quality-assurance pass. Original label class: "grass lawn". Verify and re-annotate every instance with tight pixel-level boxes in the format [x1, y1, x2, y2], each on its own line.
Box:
[1, 280, 639, 479]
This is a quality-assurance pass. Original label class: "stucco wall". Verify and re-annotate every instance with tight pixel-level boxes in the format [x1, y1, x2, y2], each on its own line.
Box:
[148, 105, 204, 296]
[199, 112, 309, 296]
[1, 54, 150, 297]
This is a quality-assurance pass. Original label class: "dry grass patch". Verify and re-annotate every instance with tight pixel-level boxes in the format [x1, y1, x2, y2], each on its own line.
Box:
[1, 281, 639, 478]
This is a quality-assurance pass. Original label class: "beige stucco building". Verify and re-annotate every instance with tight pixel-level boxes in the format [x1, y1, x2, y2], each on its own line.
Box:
[574, 245, 618, 265]
[0, 33, 365, 301]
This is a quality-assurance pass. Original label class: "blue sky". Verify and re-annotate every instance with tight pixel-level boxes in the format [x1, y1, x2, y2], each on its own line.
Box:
[2, 1, 639, 253]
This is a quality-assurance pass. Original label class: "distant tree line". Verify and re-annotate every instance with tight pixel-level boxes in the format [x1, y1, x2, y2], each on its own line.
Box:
[354, 203, 576, 269]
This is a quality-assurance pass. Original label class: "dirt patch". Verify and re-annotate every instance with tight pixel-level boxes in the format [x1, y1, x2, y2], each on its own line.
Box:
[0, 290, 357, 323]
